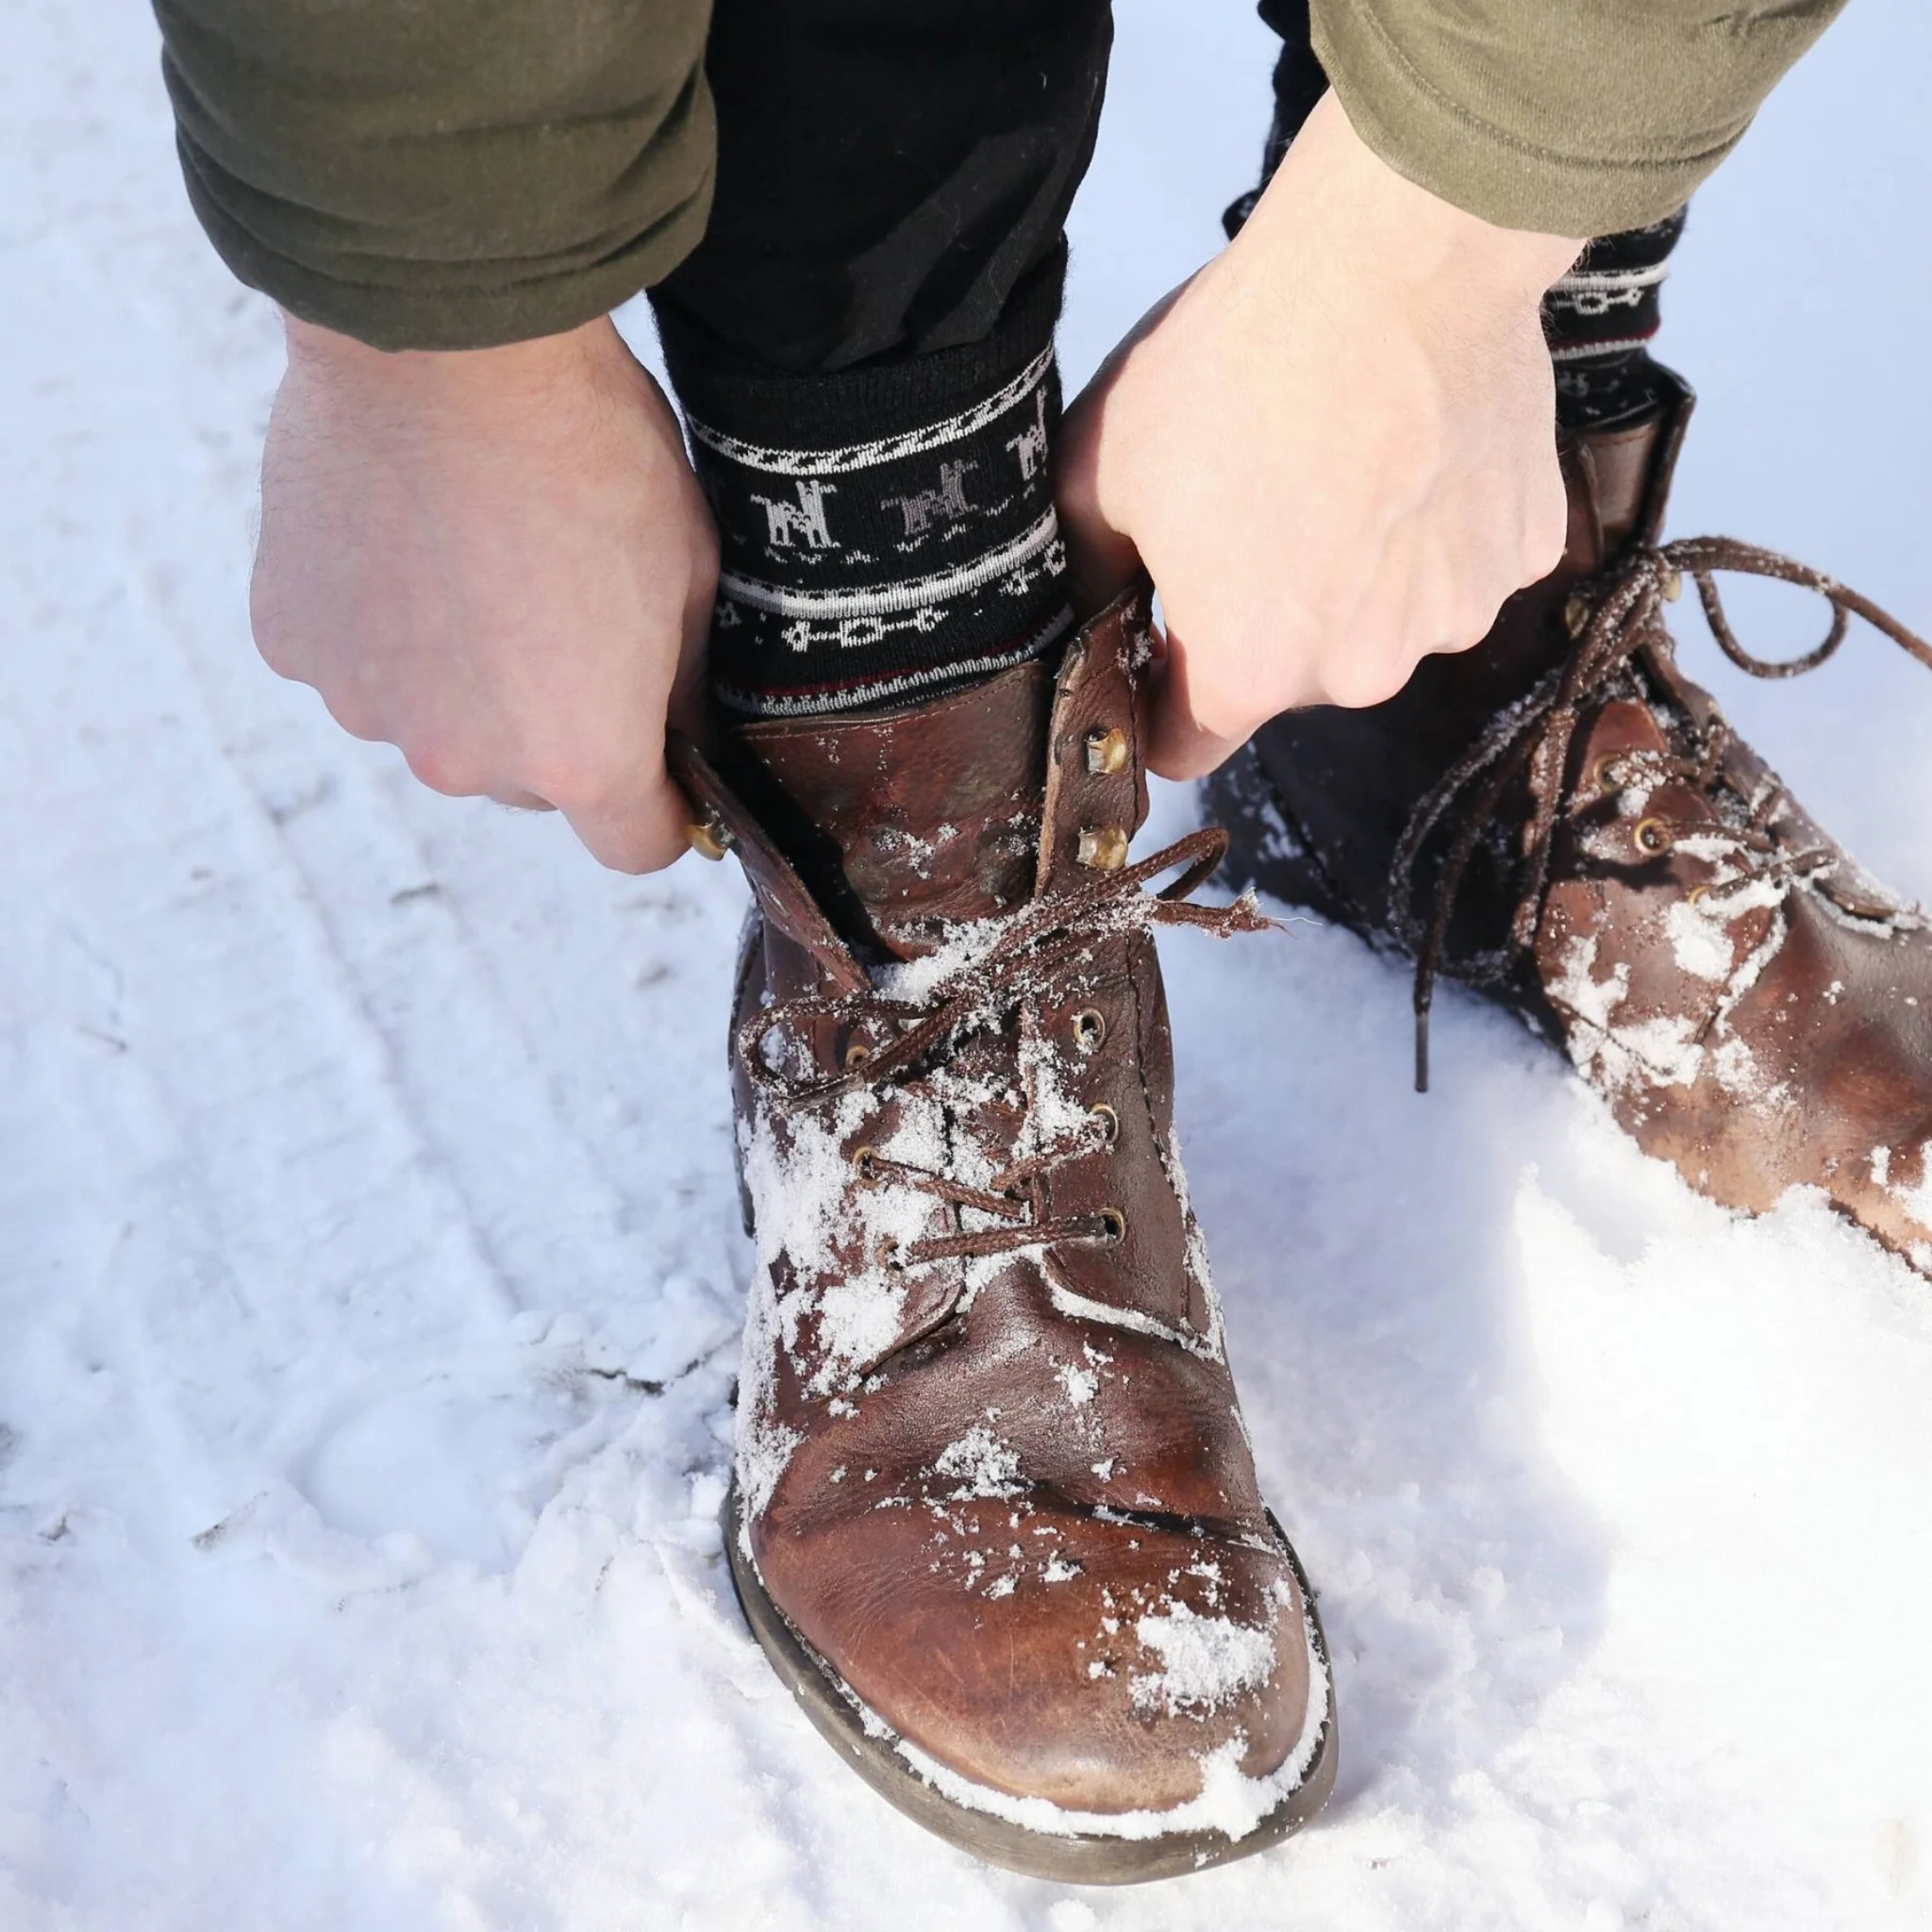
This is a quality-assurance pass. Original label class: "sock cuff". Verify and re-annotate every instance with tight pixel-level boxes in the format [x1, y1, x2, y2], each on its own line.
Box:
[1544, 208, 1688, 359]
[661, 256, 1072, 719]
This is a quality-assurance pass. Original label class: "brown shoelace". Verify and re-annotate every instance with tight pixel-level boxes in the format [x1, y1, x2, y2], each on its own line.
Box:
[743, 827, 1271, 1268]
[1391, 537, 1932, 1092]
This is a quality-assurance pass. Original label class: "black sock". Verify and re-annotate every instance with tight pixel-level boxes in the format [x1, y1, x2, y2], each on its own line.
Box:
[658, 273, 1074, 721]
[1544, 209, 1688, 431]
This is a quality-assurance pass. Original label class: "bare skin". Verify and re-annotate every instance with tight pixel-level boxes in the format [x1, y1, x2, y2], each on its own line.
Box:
[249, 92, 1578, 866]
[1056, 92, 1583, 778]
[253, 313, 717, 874]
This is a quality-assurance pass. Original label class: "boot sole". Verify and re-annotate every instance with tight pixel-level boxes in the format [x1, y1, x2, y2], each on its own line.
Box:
[722, 1479, 1339, 1885]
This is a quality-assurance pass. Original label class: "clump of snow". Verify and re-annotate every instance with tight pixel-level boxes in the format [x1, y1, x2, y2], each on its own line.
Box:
[932, 1424, 1025, 1499]
[1883, 1138, 1932, 1238]
[1549, 934, 1631, 1036]
[1058, 1363, 1099, 1406]
[1708, 1033, 1767, 1099]
[1662, 896, 1736, 982]
[738, 1078, 954, 1403]
[1130, 1601, 1278, 1718]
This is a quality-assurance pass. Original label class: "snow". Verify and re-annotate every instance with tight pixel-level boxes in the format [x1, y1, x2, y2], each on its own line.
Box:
[1129, 1601, 1279, 1719]
[4, 0, 1932, 1925]
[932, 1425, 1025, 1502]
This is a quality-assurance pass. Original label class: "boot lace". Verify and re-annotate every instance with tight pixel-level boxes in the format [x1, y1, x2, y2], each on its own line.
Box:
[1392, 537, 1932, 1092]
[742, 827, 1270, 1268]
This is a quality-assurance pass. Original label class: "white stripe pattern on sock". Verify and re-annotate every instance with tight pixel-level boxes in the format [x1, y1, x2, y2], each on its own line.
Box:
[713, 606, 1074, 716]
[717, 508, 1061, 620]
[686, 346, 1055, 476]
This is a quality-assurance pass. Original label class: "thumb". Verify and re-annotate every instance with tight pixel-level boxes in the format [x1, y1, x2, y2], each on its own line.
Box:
[1054, 380, 1145, 624]
[562, 760, 694, 875]
[1052, 278, 1191, 621]
[1143, 624, 1249, 781]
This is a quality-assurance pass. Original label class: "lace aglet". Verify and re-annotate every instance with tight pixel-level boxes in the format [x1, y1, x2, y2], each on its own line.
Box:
[1414, 1004, 1431, 1094]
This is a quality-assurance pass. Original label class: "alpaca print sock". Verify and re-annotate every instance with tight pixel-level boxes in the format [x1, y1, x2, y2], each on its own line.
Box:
[662, 304, 1074, 720]
[1545, 209, 1689, 430]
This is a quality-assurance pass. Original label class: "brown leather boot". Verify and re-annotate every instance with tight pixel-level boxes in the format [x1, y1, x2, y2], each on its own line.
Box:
[670, 585, 1335, 1883]
[1212, 366, 1932, 1267]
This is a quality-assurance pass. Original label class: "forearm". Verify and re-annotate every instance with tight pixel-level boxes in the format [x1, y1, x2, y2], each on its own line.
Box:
[154, 0, 716, 349]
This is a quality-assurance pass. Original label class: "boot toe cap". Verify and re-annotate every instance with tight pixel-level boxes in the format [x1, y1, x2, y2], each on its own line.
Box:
[762, 1504, 1321, 1821]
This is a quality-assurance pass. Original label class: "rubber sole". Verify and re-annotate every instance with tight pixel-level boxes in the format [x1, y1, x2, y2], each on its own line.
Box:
[723, 1482, 1339, 1885]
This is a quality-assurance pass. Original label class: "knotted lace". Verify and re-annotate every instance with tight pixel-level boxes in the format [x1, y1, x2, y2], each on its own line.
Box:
[741, 826, 1271, 1268]
[1391, 537, 1932, 1093]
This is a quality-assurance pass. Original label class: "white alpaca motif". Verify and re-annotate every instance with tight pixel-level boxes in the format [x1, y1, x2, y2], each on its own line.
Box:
[752, 478, 839, 550]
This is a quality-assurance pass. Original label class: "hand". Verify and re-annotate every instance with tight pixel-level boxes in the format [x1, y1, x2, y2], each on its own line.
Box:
[252, 313, 719, 872]
[1055, 92, 1582, 778]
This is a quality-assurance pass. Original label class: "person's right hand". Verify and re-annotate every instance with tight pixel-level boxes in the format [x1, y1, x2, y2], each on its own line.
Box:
[253, 312, 719, 873]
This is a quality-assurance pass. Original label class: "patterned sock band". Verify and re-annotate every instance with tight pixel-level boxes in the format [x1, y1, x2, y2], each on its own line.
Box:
[661, 303, 1074, 720]
[1545, 208, 1688, 429]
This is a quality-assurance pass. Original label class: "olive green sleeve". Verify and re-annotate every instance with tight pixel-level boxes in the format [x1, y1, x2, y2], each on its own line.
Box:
[1309, 0, 1847, 236]
[154, 0, 716, 350]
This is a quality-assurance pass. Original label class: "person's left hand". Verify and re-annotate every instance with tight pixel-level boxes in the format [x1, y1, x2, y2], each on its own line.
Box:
[1055, 92, 1581, 778]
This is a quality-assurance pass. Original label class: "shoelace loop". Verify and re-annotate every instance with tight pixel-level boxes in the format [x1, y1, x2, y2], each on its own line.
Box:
[1392, 537, 1932, 1093]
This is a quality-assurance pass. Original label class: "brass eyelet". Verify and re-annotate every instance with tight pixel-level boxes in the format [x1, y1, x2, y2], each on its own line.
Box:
[1084, 726, 1130, 776]
[1076, 825, 1130, 872]
[687, 815, 733, 861]
[1633, 816, 1674, 857]
[1073, 1008, 1107, 1053]
[1591, 752, 1626, 796]
[1686, 882, 1709, 907]
[1098, 1207, 1127, 1244]
[850, 1145, 880, 1187]
[874, 1236, 904, 1272]
[1088, 1102, 1119, 1145]
[843, 1040, 873, 1070]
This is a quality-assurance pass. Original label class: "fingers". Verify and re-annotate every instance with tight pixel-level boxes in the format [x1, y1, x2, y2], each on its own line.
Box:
[560, 766, 693, 875]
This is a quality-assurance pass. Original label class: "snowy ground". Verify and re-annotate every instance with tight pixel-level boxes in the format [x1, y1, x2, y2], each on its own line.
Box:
[5, 3, 1932, 1926]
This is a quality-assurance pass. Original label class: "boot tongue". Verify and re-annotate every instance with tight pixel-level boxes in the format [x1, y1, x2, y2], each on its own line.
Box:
[1560, 366, 1693, 575]
[727, 658, 1054, 960]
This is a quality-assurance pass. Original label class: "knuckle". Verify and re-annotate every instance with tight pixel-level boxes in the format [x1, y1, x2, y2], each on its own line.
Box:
[528, 767, 620, 824]
[1455, 585, 1506, 647]
[325, 699, 385, 744]
[1326, 653, 1405, 710]
[575, 816, 684, 876]
[402, 742, 487, 797]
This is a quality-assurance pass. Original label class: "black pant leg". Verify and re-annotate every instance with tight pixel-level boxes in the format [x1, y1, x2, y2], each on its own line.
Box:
[652, 0, 1114, 378]
[649, 1, 1113, 715]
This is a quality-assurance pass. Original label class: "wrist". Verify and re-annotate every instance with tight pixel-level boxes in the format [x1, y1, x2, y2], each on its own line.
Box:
[280, 311, 632, 416]
[1239, 92, 1580, 317]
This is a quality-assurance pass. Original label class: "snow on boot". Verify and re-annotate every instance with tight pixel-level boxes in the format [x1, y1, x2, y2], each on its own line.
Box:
[1211, 367, 1932, 1269]
[671, 582, 1336, 1883]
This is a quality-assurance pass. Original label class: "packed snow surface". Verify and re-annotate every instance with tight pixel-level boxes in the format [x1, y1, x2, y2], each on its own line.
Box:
[6, 1, 1932, 1926]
